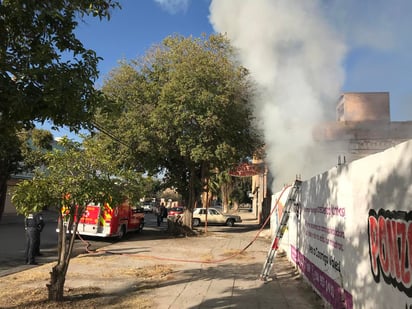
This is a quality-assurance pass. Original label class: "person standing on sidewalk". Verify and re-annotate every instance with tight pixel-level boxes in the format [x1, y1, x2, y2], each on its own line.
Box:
[24, 212, 45, 265]
[155, 203, 167, 226]
[154, 205, 161, 226]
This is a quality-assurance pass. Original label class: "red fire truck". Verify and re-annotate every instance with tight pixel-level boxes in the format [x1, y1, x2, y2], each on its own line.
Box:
[75, 200, 145, 239]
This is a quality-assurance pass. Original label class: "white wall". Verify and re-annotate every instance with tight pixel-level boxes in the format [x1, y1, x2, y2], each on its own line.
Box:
[270, 139, 412, 309]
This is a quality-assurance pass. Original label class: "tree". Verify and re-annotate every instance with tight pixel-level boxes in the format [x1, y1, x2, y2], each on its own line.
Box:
[98, 34, 263, 228]
[230, 176, 252, 211]
[0, 0, 120, 219]
[0, 126, 53, 220]
[0, 122, 22, 219]
[12, 137, 145, 301]
[19, 128, 54, 169]
[210, 169, 234, 213]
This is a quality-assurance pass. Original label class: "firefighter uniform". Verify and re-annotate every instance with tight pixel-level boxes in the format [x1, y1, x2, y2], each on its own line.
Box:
[24, 212, 45, 265]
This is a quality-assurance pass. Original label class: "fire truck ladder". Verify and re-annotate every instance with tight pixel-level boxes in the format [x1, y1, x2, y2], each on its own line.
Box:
[260, 179, 302, 282]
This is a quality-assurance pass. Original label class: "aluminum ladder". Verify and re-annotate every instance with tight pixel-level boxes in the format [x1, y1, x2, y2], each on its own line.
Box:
[260, 179, 302, 281]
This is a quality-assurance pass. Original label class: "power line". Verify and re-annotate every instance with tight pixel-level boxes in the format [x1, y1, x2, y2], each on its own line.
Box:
[91, 121, 131, 148]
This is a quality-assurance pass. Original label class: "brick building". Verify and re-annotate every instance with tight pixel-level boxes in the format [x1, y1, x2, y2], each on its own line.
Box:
[313, 92, 412, 162]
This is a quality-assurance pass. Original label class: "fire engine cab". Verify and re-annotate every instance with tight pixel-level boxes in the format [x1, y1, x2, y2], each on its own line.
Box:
[75, 200, 145, 239]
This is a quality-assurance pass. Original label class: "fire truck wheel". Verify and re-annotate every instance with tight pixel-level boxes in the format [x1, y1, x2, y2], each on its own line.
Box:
[118, 225, 126, 240]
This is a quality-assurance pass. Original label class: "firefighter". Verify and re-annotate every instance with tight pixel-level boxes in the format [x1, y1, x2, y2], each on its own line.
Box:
[24, 212, 45, 265]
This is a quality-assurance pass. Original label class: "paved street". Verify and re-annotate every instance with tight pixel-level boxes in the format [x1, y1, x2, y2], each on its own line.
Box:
[0, 210, 234, 275]
[0, 212, 59, 271]
[0, 210, 138, 275]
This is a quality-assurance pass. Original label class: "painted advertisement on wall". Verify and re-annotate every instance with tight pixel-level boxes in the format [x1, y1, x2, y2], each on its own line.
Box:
[272, 177, 353, 308]
[368, 209, 412, 298]
[271, 139, 412, 308]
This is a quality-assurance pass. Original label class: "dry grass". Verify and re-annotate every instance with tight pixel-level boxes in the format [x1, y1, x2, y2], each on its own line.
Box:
[197, 252, 214, 262]
[0, 286, 153, 309]
[0, 263, 174, 308]
[130, 264, 175, 279]
[7, 269, 49, 283]
[220, 249, 249, 259]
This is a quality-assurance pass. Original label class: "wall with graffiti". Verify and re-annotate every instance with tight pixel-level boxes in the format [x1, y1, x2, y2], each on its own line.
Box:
[271, 139, 412, 309]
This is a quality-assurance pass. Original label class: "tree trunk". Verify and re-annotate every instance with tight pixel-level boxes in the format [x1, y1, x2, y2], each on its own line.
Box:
[0, 176, 8, 221]
[221, 180, 233, 213]
[167, 215, 196, 236]
[47, 264, 66, 301]
[0, 125, 22, 222]
[182, 165, 197, 229]
[47, 210, 79, 301]
[201, 161, 211, 209]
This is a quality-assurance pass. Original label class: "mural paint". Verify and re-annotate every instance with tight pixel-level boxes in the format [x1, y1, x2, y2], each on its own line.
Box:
[298, 201, 351, 308]
[272, 184, 352, 308]
[271, 139, 412, 308]
[368, 209, 412, 297]
[291, 245, 353, 308]
[303, 204, 346, 252]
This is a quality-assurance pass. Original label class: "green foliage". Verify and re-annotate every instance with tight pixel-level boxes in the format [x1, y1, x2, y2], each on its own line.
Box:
[0, 0, 121, 220]
[0, 123, 22, 178]
[230, 177, 252, 204]
[30, 129, 54, 150]
[11, 135, 147, 301]
[18, 128, 54, 171]
[11, 137, 145, 217]
[0, 0, 120, 129]
[11, 178, 57, 217]
[98, 34, 263, 206]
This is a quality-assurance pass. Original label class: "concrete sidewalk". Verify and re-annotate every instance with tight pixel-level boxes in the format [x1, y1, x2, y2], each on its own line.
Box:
[139, 227, 322, 309]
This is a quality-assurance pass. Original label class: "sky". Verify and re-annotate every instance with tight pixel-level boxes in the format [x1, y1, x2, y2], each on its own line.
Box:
[76, 0, 214, 88]
[46, 0, 412, 189]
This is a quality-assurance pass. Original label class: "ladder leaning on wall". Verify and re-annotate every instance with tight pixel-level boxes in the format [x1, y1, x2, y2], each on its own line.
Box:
[260, 179, 302, 282]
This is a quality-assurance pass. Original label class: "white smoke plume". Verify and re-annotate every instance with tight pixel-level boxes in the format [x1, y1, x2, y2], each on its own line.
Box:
[209, 0, 346, 190]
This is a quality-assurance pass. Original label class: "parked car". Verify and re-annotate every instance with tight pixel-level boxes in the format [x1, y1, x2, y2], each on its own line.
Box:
[142, 202, 154, 213]
[192, 207, 242, 227]
[167, 206, 184, 217]
[239, 203, 252, 212]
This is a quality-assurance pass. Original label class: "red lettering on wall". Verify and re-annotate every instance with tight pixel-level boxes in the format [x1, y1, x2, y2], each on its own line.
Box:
[407, 223, 412, 286]
[378, 216, 390, 274]
[391, 221, 403, 282]
[368, 216, 379, 277]
[368, 209, 412, 297]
